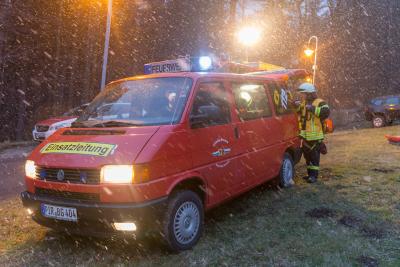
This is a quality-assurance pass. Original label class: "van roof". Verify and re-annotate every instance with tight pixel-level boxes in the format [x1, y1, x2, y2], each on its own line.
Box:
[247, 69, 310, 80]
[109, 72, 279, 85]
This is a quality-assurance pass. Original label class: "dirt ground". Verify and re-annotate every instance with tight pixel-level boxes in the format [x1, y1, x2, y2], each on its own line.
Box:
[0, 126, 399, 266]
[0, 145, 35, 201]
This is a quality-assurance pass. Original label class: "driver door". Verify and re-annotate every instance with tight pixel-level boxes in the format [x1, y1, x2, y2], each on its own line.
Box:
[188, 81, 243, 206]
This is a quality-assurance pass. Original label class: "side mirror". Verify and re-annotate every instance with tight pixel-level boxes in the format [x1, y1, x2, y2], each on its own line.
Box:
[190, 105, 221, 129]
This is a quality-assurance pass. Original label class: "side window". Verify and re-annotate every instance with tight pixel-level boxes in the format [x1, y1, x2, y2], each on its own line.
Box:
[385, 97, 399, 105]
[232, 83, 272, 121]
[269, 82, 294, 115]
[190, 82, 231, 128]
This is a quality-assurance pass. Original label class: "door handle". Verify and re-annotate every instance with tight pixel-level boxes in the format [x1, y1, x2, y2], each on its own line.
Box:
[234, 127, 240, 139]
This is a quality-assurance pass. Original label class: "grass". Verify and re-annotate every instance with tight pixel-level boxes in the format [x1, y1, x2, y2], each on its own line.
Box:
[1, 126, 400, 266]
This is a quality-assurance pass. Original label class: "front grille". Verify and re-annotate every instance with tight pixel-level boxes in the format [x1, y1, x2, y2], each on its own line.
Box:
[35, 187, 100, 202]
[36, 125, 50, 132]
[36, 167, 100, 184]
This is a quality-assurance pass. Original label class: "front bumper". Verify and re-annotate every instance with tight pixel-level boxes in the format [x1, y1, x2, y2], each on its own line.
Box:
[21, 191, 168, 237]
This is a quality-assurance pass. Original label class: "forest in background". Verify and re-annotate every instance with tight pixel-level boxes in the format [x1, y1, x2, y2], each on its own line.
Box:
[1, 0, 400, 141]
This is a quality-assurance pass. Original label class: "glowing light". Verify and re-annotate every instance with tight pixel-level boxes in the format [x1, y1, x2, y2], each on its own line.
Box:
[101, 165, 133, 184]
[113, 222, 137, 231]
[199, 56, 212, 70]
[304, 48, 314, 57]
[240, 92, 252, 102]
[240, 84, 260, 91]
[237, 26, 261, 46]
[25, 160, 36, 179]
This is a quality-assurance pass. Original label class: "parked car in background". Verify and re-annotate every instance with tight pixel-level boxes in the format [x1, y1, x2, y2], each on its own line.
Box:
[32, 103, 89, 141]
[365, 95, 400, 127]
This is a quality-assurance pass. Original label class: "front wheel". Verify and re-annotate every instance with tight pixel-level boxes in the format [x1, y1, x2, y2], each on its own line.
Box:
[372, 115, 385, 128]
[162, 190, 204, 252]
[279, 153, 295, 188]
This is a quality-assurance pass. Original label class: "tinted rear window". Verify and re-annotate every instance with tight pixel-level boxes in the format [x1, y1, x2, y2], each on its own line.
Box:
[371, 99, 383, 105]
[385, 97, 399, 105]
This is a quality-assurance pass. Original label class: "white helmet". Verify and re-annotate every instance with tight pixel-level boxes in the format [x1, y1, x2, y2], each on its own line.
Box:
[298, 83, 317, 93]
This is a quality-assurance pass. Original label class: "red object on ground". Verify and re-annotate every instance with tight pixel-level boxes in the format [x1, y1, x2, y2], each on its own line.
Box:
[385, 135, 400, 144]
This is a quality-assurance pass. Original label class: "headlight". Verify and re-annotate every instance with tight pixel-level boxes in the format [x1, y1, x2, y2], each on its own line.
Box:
[101, 165, 134, 184]
[25, 160, 36, 179]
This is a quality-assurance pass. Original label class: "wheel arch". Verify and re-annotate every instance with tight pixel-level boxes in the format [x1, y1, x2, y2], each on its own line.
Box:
[285, 145, 302, 165]
[167, 175, 207, 205]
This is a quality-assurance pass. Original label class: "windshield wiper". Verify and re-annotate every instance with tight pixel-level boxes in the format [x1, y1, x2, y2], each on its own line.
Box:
[70, 120, 96, 128]
[72, 120, 142, 128]
[92, 120, 142, 128]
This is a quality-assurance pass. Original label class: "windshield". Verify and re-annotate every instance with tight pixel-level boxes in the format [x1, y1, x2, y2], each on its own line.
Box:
[76, 77, 192, 126]
[63, 104, 88, 117]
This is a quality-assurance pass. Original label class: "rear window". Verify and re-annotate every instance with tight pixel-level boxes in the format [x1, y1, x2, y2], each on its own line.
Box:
[385, 97, 399, 105]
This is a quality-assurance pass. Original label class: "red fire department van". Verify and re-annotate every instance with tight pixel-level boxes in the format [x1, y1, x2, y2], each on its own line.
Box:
[22, 57, 301, 251]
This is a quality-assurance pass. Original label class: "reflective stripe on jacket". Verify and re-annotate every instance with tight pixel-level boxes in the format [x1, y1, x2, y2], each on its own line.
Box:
[298, 98, 328, 141]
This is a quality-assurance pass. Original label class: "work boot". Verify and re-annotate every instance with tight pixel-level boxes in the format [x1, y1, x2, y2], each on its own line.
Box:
[307, 176, 317, 183]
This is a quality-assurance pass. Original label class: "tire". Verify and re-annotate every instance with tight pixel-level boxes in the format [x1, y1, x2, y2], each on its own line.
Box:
[162, 190, 204, 252]
[279, 153, 295, 188]
[372, 115, 385, 128]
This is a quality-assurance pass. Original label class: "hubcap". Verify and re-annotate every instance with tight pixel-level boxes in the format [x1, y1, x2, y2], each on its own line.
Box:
[282, 158, 294, 185]
[373, 117, 382, 127]
[173, 201, 200, 245]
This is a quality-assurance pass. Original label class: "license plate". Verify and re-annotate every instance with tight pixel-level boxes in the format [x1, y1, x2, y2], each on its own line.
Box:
[41, 203, 78, 222]
[35, 133, 45, 138]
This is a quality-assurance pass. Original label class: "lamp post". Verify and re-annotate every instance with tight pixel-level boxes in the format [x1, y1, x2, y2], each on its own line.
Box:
[304, 35, 318, 85]
[100, 0, 112, 90]
[237, 26, 261, 62]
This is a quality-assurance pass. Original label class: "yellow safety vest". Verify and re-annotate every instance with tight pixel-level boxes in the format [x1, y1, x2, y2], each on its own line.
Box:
[298, 98, 325, 141]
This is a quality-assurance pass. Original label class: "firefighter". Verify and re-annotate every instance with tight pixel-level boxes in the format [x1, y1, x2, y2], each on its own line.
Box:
[295, 83, 330, 183]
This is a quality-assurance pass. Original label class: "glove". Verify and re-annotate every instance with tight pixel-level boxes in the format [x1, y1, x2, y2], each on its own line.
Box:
[306, 104, 315, 112]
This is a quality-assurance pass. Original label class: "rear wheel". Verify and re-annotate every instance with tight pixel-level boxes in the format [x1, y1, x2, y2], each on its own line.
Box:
[279, 153, 295, 188]
[162, 190, 204, 252]
[372, 115, 385, 128]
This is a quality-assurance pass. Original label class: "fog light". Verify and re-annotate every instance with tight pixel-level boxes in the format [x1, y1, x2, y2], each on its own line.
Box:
[27, 208, 33, 215]
[113, 222, 137, 231]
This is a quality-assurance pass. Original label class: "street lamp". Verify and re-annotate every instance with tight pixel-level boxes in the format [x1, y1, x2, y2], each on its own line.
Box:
[237, 26, 261, 62]
[304, 48, 314, 57]
[100, 0, 113, 90]
[304, 36, 318, 85]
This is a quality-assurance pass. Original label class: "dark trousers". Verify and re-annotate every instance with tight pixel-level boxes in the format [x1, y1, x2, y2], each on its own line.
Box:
[302, 140, 321, 179]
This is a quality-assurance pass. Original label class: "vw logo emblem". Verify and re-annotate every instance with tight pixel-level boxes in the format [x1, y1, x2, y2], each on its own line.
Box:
[80, 172, 87, 184]
[57, 169, 65, 181]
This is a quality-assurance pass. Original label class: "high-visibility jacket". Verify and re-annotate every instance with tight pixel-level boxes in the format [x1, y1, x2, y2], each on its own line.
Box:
[298, 98, 330, 141]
